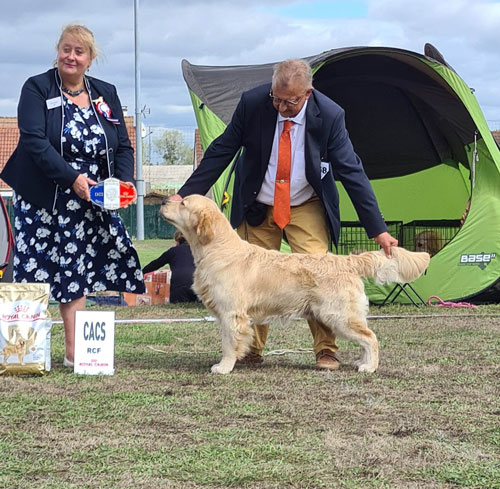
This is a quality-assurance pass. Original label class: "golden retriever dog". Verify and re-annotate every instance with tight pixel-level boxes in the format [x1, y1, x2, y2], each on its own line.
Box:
[414, 230, 444, 256]
[160, 195, 430, 374]
[1, 338, 26, 365]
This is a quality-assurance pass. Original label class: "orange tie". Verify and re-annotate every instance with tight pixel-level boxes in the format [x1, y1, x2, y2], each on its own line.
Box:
[273, 120, 293, 229]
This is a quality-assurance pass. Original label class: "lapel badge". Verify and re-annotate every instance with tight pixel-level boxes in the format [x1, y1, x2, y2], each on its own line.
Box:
[93, 96, 120, 124]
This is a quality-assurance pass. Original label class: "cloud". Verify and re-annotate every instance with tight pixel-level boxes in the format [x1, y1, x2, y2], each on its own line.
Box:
[0, 0, 499, 128]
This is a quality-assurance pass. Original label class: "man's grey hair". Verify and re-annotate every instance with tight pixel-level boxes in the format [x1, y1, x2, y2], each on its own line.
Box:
[271, 59, 313, 91]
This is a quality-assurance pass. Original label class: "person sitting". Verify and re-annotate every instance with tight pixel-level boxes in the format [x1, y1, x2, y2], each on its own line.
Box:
[143, 231, 198, 303]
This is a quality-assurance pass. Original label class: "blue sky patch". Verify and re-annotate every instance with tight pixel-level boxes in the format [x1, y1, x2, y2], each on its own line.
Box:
[260, 1, 368, 19]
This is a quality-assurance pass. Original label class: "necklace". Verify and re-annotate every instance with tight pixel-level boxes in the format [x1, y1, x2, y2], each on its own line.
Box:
[62, 86, 85, 96]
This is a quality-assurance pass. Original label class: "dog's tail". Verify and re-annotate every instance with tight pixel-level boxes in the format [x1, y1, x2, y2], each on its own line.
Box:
[350, 247, 430, 285]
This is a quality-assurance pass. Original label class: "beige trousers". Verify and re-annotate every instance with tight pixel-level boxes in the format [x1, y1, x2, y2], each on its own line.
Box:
[236, 197, 338, 356]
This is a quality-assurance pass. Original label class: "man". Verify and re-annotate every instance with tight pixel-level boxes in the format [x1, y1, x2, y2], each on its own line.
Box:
[170, 58, 397, 370]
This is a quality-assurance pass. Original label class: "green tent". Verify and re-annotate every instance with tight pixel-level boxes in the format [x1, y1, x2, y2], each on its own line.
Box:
[181, 44, 500, 304]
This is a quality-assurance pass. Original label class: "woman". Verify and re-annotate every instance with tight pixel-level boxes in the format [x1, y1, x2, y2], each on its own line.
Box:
[0, 24, 145, 367]
[142, 231, 198, 303]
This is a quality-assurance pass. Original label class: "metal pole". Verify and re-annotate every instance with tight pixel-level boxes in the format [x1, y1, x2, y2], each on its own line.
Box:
[134, 0, 145, 240]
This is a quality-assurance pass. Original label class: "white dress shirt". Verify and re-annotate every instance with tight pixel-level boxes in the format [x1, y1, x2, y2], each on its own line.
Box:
[256, 100, 316, 206]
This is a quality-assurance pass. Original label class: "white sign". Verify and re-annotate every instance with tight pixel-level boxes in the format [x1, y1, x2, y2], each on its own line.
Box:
[74, 311, 115, 375]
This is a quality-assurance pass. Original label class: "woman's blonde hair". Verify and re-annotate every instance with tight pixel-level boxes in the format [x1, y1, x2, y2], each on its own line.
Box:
[56, 23, 99, 62]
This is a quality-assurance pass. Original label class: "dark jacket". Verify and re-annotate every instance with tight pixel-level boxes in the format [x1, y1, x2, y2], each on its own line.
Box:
[178, 83, 387, 245]
[142, 243, 198, 303]
[0, 68, 134, 210]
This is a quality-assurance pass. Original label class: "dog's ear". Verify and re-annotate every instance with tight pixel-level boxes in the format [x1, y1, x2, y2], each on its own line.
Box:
[194, 208, 215, 245]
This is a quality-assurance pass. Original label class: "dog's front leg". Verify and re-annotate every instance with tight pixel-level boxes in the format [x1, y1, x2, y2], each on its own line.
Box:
[211, 312, 252, 374]
[211, 318, 238, 374]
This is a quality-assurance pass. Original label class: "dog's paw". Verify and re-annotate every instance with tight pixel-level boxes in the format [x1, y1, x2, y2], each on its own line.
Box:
[357, 363, 377, 373]
[353, 358, 364, 368]
[210, 362, 233, 374]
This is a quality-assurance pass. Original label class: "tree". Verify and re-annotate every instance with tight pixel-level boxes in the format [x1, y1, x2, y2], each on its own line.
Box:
[153, 129, 193, 165]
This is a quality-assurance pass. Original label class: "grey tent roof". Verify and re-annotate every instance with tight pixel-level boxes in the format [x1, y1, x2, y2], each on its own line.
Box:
[182, 48, 362, 125]
[181, 45, 456, 125]
[181, 45, 477, 180]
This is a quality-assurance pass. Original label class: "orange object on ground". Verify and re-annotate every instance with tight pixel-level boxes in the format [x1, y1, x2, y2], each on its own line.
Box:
[123, 270, 171, 306]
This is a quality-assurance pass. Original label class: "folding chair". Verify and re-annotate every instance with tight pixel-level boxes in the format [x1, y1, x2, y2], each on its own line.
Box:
[380, 282, 427, 307]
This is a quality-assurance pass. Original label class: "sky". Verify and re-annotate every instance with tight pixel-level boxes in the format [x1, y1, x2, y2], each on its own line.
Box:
[1, 0, 500, 134]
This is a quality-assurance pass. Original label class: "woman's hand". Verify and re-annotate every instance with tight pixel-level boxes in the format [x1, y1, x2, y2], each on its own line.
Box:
[122, 181, 137, 208]
[72, 174, 97, 201]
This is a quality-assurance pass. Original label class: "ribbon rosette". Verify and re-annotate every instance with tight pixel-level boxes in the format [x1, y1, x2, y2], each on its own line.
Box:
[93, 96, 120, 124]
[89, 178, 137, 210]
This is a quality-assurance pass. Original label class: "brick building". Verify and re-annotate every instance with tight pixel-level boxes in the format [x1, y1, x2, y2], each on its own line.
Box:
[0, 114, 137, 195]
[1, 117, 201, 198]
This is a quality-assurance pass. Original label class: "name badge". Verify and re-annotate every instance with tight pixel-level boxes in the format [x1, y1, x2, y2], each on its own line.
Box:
[46, 97, 62, 110]
[320, 161, 330, 179]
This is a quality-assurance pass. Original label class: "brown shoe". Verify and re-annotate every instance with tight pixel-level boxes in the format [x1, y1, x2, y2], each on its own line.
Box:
[316, 349, 340, 370]
[236, 351, 264, 365]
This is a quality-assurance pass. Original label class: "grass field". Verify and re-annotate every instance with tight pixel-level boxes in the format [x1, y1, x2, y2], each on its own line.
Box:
[134, 238, 175, 269]
[1, 297, 499, 488]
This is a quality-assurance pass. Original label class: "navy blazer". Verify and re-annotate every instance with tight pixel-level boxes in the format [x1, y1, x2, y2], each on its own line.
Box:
[0, 68, 134, 210]
[178, 83, 387, 245]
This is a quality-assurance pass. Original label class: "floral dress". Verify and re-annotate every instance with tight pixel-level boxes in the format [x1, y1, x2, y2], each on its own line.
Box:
[13, 96, 145, 302]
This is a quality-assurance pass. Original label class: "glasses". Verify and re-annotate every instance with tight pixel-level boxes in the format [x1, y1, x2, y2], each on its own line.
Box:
[269, 90, 307, 106]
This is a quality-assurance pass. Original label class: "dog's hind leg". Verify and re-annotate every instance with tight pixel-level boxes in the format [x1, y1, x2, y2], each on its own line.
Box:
[344, 318, 379, 373]
[211, 312, 253, 374]
[316, 311, 378, 373]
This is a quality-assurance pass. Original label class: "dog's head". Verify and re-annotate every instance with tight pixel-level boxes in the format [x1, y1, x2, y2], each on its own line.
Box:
[414, 230, 443, 256]
[160, 195, 222, 246]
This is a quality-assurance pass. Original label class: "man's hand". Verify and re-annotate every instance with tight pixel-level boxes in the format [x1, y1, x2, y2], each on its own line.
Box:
[374, 231, 398, 257]
[168, 193, 183, 202]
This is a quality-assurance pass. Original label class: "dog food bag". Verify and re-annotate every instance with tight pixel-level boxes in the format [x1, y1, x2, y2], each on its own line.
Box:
[0, 283, 52, 375]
